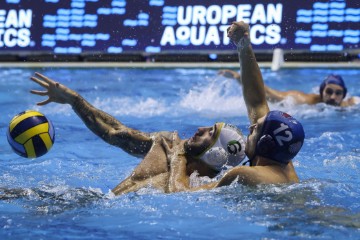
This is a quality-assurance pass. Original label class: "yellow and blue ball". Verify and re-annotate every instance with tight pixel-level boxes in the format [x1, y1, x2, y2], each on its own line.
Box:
[7, 110, 55, 158]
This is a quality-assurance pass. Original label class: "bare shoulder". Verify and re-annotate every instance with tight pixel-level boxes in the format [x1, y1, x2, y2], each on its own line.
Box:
[342, 96, 360, 107]
[150, 131, 180, 142]
[217, 163, 298, 187]
[217, 166, 260, 187]
[290, 92, 321, 105]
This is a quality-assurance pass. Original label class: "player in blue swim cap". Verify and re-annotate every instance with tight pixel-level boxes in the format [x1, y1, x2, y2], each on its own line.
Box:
[160, 21, 306, 192]
[318, 74, 348, 106]
[253, 110, 304, 165]
[218, 71, 359, 107]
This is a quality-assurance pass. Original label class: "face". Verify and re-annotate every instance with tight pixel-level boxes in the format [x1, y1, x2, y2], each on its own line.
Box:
[245, 116, 266, 160]
[322, 83, 344, 106]
[184, 123, 220, 157]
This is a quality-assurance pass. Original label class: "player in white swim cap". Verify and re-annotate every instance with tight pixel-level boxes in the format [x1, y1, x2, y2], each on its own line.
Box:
[185, 122, 246, 171]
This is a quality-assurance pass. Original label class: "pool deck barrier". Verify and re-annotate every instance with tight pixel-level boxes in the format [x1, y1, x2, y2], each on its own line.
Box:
[0, 61, 359, 69]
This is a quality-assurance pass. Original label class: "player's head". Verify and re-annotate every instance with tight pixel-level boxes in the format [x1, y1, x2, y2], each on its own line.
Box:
[319, 74, 347, 106]
[247, 111, 304, 165]
[185, 122, 246, 171]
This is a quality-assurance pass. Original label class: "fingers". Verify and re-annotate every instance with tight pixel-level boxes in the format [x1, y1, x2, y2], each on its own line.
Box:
[161, 137, 170, 153]
[172, 130, 178, 141]
[37, 98, 51, 106]
[34, 72, 56, 84]
[30, 90, 48, 96]
[29, 73, 55, 106]
[30, 72, 58, 89]
[30, 76, 49, 89]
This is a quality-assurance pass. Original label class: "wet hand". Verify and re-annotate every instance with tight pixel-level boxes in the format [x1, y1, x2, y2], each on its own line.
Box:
[30, 72, 76, 105]
[161, 131, 185, 163]
[218, 69, 240, 80]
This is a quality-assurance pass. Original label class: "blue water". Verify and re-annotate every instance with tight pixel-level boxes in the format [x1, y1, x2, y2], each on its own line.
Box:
[1, 67, 360, 239]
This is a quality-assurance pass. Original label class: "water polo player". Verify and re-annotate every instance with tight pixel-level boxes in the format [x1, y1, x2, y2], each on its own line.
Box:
[161, 21, 305, 192]
[186, 122, 246, 171]
[319, 74, 348, 106]
[29, 72, 247, 195]
[218, 70, 359, 107]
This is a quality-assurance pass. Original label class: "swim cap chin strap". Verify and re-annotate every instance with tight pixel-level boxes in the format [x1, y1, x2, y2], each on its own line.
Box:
[256, 111, 305, 164]
[198, 123, 246, 171]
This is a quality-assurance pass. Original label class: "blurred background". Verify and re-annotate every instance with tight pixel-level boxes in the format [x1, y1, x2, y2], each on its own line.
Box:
[0, 0, 359, 64]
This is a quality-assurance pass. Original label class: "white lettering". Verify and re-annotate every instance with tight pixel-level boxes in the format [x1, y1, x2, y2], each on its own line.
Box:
[236, 4, 251, 23]
[176, 26, 191, 41]
[0, 29, 4, 47]
[0, 9, 32, 48]
[206, 5, 221, 25]
[17, 28, 31, 47]
[190, 26, 205, 45]
[4, 9, 32, 28]
[250, 25, 265, 45]
[18, 9, 32, 28]
[192, 6, 206, 25]
[251, 4, 266, 24]
[4, 28, 17, 47]
[267, 4, 282, 23]
[204, 26, 220, 45]
[219, 25, 231, 45]
[160, 26, 176, 45]
[5, 10, 18, 27]
[177, 6, 191, 25]
[266, 24, 281, 44]
[221, 5, 237, 24]
[161, 4, 283, 47]
[250, 24, 281, 45]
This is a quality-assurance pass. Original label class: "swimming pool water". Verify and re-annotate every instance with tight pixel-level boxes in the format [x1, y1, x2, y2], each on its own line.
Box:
[1, 67, 360, 239]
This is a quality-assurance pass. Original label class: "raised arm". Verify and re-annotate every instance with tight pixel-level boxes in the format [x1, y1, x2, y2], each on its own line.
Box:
[29, 72, 153, 157]
[227, 22, 269, 124]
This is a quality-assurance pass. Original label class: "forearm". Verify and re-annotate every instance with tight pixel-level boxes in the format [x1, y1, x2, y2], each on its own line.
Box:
[71, 94, 153, 157]
[238, 44, 269, 123]
[30, 73, 153, 157]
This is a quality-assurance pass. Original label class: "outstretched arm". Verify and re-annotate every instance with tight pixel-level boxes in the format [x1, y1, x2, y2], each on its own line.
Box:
[218, 69, 241, 81]
[219, 69, 296, 103]
[227, 22, 269, 124]
[29, 72, 153, 158]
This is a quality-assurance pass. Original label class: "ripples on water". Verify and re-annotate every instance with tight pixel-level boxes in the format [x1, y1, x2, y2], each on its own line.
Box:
[1, 68, 360, 239]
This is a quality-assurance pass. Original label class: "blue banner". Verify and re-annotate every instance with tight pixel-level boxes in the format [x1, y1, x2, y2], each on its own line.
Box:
[0, 0, 359, 54]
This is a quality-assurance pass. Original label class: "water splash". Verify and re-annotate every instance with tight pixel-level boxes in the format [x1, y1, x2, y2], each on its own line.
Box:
[179, 78, 247, 117]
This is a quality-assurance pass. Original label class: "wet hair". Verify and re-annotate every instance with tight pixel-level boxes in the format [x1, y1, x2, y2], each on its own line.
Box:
[319, 74, 347, 98]
[255, 111, 305, 164]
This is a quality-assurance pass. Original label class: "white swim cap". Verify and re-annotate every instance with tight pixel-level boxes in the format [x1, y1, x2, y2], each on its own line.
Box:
[198, 123, 246, 171]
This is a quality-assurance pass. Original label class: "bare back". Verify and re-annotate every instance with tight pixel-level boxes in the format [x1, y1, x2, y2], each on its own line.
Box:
[111, 132, 173, 195]
[216, 159, 299, 187]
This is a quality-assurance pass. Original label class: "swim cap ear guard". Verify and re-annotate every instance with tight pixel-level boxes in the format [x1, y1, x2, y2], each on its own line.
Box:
[319, 74, 347, 98]
[256, 111, 305, 164]
[198, 123, 246, 171]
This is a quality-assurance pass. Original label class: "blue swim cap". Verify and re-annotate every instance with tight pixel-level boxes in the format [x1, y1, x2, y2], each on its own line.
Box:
[319, 74, 347, 98]
[256, 111, 305, 164]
